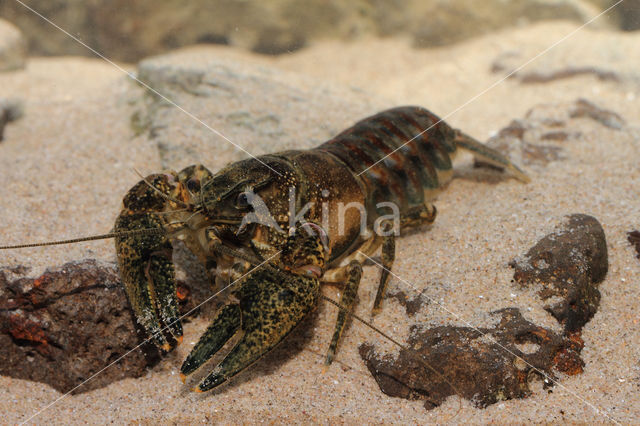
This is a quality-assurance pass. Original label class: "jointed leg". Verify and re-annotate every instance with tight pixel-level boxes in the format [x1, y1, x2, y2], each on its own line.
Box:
[372, 233, 395, 315]
[400, 202, 437, 229]
[371, 203, 436, 315]
[325, 260, 362, 365]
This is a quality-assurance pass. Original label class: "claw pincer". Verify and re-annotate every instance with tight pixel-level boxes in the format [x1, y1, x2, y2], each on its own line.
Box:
[184, 267, 319, 391]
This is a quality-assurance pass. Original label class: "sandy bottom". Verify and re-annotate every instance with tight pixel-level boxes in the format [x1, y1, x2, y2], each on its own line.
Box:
[0, 22, 639, 424]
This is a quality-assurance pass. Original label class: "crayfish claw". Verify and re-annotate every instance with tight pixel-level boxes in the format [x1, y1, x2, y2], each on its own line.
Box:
[192, 267, 320, 392]
[180, 304, 241, 378]
[115, 173, 186, 352]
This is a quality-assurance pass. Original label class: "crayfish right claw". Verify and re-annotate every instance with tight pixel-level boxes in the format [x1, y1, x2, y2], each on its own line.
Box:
[180, 304, 241, 377]
[182, 266, 320, 392]
[115, 174, 185, 352]
[181, 221, 328, 391]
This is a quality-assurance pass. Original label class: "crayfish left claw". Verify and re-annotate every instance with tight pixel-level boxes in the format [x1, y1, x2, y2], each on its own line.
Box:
[193, 267, 320, 392]
[181, 221, 328, 391]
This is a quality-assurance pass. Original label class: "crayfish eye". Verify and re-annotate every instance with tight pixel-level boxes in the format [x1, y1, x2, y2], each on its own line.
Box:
[235, 192, 249, 209]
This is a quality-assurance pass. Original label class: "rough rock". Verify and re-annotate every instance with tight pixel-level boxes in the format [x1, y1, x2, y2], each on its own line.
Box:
[360, 308, 584, 410]
[0, 18, 26, 71]
[510, 214, 608, 332]
[361, 214, 606, 410]
[0, 0, 616, 62]
[0, 260, 156, 394]
[0, 259, 211, 394]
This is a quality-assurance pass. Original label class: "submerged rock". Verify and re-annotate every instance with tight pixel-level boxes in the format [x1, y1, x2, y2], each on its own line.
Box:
[132, 47, 380, 170]
[510, 214, 608, 333]
[0, 259, 210, 394]
[0, 1, 614, 62]
[0, 260, 156, 394]
[361, 214, 607, 410]
[360, 308, 584, 410]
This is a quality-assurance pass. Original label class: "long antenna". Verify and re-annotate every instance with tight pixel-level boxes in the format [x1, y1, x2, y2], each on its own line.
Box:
[0, 228, 164, 250]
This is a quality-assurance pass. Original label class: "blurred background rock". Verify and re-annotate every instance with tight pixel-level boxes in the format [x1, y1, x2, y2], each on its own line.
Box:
[0, 0, 637, 62]
[0, 17, 26, 70]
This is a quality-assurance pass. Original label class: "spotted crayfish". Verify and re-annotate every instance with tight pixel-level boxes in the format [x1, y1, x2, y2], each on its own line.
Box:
[1, 106, 528, 392]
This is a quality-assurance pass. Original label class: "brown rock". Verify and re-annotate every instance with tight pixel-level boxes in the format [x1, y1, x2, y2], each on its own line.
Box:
[360, 214, 606, 410]
[510, 214, 608, 333]
[0, 257, 212, 394]
[360, 308, 584, 410]
[0, 260, 158, 393]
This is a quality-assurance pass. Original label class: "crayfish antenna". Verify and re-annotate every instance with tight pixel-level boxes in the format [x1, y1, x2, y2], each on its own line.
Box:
[0, 228, 166, 250]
